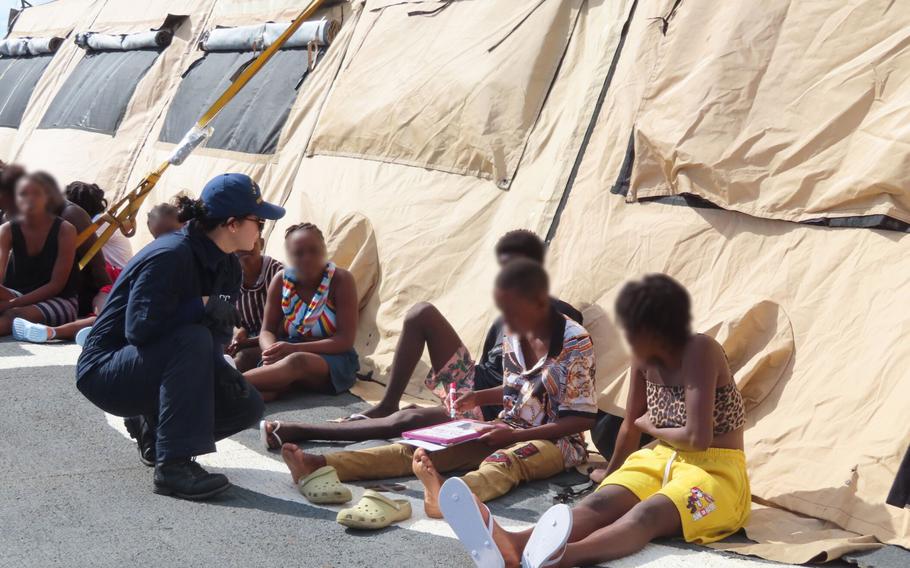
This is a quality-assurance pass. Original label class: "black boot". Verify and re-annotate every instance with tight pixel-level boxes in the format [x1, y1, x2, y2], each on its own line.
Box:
[153, 460, 231, 500]
[123, 416, 156, 467]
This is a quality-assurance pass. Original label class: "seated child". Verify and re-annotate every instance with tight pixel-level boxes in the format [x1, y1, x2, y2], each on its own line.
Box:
[227, 227, 284, 371]
[146, 202, 182, 238]
[13, 181, 133, 344]
[259, 230, 583, 446]
[280, 259, 597, 515]
[440, 274, 750, 567]
[243, 223, 359, 401]
[41, 173, 111, 317]
[0, 173, 79, 337]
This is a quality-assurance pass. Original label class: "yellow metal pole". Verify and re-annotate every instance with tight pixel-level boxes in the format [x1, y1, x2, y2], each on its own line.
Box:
[76, 0, 327, 269]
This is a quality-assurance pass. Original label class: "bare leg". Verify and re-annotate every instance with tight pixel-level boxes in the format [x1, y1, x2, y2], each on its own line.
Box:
[556, 495, 682, 567]
[234, 345, 262, 373]
[0, 286, 18, 301]
[264, 406, 449, 447]
[459, 484, 641, 567]
[363, 302, 464, 418]
[244, 352, 332, 399]
[51, 316, 96, 340]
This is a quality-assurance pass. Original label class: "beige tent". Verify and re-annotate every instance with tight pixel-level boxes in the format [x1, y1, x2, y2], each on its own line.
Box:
[2, 0, 909, 563]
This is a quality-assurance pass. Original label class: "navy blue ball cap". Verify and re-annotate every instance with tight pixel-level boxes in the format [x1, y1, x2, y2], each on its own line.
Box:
[201, 173, 286, 221]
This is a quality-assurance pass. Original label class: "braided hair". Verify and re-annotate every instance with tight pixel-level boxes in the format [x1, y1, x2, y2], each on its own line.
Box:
[64, 181, 108, 217]
[284, 222, 325, 242]
[615, 274, 692, 348]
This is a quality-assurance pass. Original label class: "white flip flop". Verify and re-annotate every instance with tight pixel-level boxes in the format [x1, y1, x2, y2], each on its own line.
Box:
[439, 477, 505, 568]
[326, 413, 370, 423]
[521, 504, 573, 568]
[259, 420, 282, 450]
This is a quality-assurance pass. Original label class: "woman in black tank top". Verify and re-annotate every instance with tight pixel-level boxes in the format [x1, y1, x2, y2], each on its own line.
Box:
[0, 172, 78, 336]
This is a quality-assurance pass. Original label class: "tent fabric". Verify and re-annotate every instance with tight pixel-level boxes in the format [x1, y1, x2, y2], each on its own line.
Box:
[307, 0, 584, 187]
[10, 0, 214, 196]
[200, 20, 339, 52]
[75, 30, 174, 52]
[5, 0, 99, 39]
[160, 48, 316, 155]
[0, 55, 54, 129]
[5, 0, 910, 562]
[628, 0, 910, 224]
[38, 49, 163, 135]
[709, 505, 882, 564]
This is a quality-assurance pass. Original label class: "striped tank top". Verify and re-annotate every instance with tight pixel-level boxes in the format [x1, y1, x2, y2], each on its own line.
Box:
[281, 262, 338, 339]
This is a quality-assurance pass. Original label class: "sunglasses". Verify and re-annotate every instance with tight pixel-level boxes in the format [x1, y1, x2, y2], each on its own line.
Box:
[241, 216, 266, 231]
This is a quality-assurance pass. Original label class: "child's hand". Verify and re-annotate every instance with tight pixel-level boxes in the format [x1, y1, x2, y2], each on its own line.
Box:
[480, 426, 517, 448]
[634, 411, 653, 432]
[262, 341, 295, 365]
[453, 391, 476, 413]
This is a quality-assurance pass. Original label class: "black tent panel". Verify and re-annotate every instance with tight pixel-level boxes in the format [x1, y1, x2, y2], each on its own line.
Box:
[160, 48, 311, 155]
[39, 50, 161, 135]
[0, 54, 54, 129]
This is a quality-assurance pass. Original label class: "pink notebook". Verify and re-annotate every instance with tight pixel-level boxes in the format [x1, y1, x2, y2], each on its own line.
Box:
[402, 419, 487, 446]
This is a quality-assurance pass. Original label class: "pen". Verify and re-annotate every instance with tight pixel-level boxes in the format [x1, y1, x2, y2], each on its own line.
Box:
[449, 381, 456, 420]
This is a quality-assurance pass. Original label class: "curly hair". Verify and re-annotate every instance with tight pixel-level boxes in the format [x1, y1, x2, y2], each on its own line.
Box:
[494, 229, 545, 263]
[615, 274, 691, 347]
[284, 222, 325, 242]
[64, 181, 107, 217]
[173, 195, 232, 232]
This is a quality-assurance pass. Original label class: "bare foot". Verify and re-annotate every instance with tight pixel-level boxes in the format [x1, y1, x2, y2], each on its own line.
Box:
[360, 404, 396, 419]
[473, 496, 524, 568]
[263, 421, 280, 450]
[589, 467, 608, 484]
[281, 443, 326, 484]
[412, 449, 445, 518]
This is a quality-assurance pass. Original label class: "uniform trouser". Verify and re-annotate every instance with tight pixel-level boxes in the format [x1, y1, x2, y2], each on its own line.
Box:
[325, 439, 567, 502]
[76, 324, 264, 462]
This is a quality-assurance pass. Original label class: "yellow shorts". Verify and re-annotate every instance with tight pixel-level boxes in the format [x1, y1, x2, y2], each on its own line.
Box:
[598, 444, 750, 544]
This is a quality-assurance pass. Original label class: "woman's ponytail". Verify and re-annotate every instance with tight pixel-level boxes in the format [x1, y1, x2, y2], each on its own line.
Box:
[175, 195, 208, 223]
[175, 195, 228, 231]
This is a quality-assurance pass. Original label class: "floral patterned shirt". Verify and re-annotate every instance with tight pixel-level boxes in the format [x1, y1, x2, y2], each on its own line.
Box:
[499, 310, 597, 468]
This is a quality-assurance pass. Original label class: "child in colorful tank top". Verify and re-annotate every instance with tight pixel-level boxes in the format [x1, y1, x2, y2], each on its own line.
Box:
[243, 223, 359, 401]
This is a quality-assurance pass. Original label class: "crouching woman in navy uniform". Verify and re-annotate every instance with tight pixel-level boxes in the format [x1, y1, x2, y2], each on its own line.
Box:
[76, 174, 285, 500]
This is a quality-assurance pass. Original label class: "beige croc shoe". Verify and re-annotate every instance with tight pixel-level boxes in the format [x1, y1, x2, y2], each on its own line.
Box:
[336, 490, 412, 530]
[297, 466, 352, 504]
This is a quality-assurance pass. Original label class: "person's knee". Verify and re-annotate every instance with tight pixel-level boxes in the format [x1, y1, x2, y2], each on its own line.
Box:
[404, 302, 439, 327]
[390, 409, 427, 431]
[6, 307, 30, 320]
[282, 351, 313, 371]
[624, 499, 669, 530]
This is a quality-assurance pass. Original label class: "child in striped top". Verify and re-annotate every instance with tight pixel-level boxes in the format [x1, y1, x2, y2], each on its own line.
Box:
[228, 234, 283, 371]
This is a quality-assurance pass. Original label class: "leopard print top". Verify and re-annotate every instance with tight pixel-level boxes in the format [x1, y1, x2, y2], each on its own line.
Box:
[646, 381, 746, 435]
